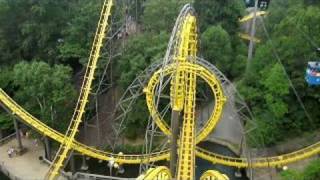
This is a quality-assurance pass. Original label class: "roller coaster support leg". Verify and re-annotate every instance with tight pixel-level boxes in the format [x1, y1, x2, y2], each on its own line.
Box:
[70, 152, 76, 175]
[44, 136, 52, 161]
[0, 129, 3, 139]
[170, 110, 180, 178]
[13, 118, 23, 152]
[80, 155, 89, 171]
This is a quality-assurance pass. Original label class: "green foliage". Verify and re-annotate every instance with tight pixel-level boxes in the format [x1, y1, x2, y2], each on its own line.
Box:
[0, 0, 72, 64]
[201, 26, 232, 74]
[143, 0, 191, 32]
[0, 113, 12, 130]
[195, 0, 247, 79]
[12, 61, 76, 131]
[194, 0, 245, 34]
[0, 67, 13, 89]
[116, 32, 169, 88]
[241, 2, 320, 146]
[201, 25, 246, 79]
[281, 159, 320, 180]
[303, 159, 320, 180]
[58, 0, 101, 65]
[123, 99, 149, 139]
[281, 169, 301, 180]
[262, 63, 290, 118]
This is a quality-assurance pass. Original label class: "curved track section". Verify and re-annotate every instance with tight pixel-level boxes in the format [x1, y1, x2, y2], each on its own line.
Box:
[46, 0, 113, 179]
[0, 89, 169, 164]
[137, 166, 171, 180]
[200, 170, 229, 180]
[145, 62, 226, 144]
[196, 143, 320, 168]
[2, 57, 320, 169]
[2, 57, 320, 170]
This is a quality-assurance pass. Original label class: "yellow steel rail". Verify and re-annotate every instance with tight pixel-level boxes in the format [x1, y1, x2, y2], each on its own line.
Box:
[2, 3, 320, 177]
[200, 170, 229, 180]
[196, 142, 320, 168]
[170, 14, 198, 180]
[46, 0, 113, 179]
[0, 88, 169, 164]
[170, 14, 197, 112]
[238, 33, 261, 43]
[239, 11, 267, 23]
[145, 64, 226, 144]
[2, 63, 320, 171]
[137, 166, 171, 180]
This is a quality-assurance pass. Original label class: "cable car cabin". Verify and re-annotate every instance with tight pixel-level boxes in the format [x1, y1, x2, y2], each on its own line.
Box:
[306, 61, 320, 85]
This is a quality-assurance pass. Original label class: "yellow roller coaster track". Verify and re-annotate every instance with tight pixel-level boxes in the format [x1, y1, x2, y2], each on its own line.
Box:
[2, 2, 320, 179]
[137, 166, 171, 180]
[2, 67, 320, 173]
[239, 11, 267, 23]
[175, 14, 198, 180]
[238, 33, 261, 43]
[145, 63, 226, 145]
[0, 88, 169, 164]
[45, 0, 113, 179]
[200, 170, 229, 180]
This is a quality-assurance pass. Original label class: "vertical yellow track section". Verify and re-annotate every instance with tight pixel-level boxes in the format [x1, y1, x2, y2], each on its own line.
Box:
[176, 15, 197, 180]
[45, 0, 113, 179]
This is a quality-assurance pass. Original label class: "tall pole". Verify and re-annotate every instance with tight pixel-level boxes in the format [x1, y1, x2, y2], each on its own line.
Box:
[70, 152, 76, 175]
[13, 118, 23, 151]
[170, 111, 180, 178]
[246, 0, 259, 73]
[44, 136, 52, 161]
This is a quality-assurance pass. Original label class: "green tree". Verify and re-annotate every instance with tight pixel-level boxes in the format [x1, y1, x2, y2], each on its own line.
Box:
[240, 3, 320, 146]
[201, 26, 233, 75]
[116, 32, 169, 88]
[143, 0, 191, 32]
[262, 63, 290, 118]
[0, 0, 72, 64]
[281, 159, 320, 180]
[12, 61, 76, 131]
[194, 0, 244, 34]
[58, 0, 101, 65]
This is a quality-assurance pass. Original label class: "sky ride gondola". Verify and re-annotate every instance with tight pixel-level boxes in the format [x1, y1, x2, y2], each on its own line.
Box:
[306, 48, 320, 86]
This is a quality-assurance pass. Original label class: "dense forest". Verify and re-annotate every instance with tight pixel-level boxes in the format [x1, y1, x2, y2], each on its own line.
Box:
[0, 0, 320, 152]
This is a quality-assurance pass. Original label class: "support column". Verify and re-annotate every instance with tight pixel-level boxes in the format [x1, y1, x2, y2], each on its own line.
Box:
[0, 129, 3, 139]
[80, 155, 89, 171]
[44, 136, 52, 161]
[70, 152, 76, 175]
[170, 111, 180, 178]
[13, 118, 23, 151]
[246, 0, 259, 73]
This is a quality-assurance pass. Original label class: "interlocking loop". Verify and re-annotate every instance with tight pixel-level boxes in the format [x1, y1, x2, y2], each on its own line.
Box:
[144, 62, 227, 144]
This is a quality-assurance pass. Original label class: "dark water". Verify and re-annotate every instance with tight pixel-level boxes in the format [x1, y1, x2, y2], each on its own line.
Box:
[69, 141, 249, 179]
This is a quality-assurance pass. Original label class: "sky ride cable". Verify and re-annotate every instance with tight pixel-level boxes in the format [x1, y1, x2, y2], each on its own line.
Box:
[259, 17, 315, 128]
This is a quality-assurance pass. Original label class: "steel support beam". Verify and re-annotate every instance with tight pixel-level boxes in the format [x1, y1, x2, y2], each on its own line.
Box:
[170, 110, 180, 178]
[13, 118, 23, 151]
